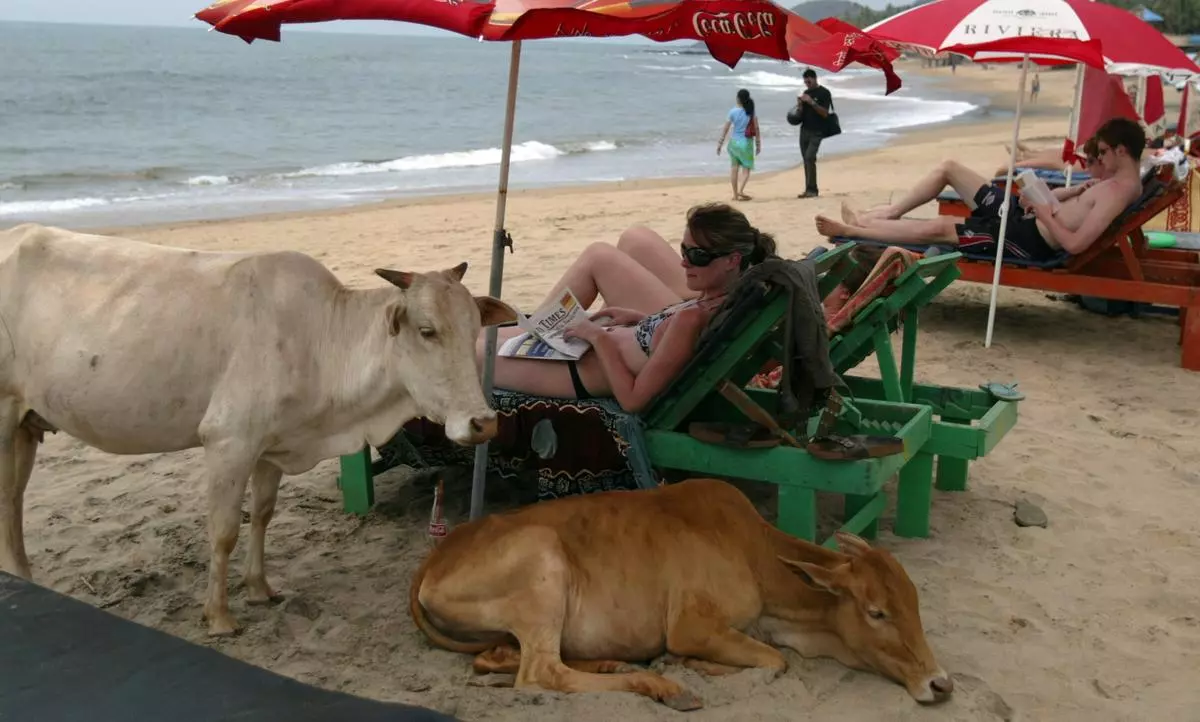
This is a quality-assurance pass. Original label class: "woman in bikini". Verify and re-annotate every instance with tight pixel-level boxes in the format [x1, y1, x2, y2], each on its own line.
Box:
[484, 203, 776, 412]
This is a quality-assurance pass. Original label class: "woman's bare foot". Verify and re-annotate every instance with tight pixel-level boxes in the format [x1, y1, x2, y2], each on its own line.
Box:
[737, 193, 752, 201]
[815, 215, 855, 238]
[840, 201, 861, 225]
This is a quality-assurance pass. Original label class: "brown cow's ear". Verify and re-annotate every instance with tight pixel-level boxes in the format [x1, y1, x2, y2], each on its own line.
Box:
[779, 557, 846, 595]
[833, 531, 872, 558]
[386, 303, 405, 337]
[446, 262, 468, 282]
[476, 296, 519, 327]
[376, 268, 414, 290]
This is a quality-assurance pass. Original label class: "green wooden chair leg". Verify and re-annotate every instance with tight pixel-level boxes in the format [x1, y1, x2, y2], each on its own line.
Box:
[872, 326, 905, 402]
[899, 311, 918, 402]
[935, 456, 970, 492]
[339, 447, 375, 515]
[777, 485, 817, 541]
[894, 452, 934, 538]
[844, 494, 879, 540]
[934, 415, 972, 492]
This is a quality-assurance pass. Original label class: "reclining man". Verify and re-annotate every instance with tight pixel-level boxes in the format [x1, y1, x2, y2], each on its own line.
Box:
[814, 117, 1146, 262]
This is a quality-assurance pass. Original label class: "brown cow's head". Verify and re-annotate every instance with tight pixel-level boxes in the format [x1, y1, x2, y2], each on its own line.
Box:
[781, 532, 952, 704]
[375, 262, 517, 446]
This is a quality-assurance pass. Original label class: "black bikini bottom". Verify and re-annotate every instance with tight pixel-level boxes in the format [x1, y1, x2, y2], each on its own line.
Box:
[566, 360, 593, 400]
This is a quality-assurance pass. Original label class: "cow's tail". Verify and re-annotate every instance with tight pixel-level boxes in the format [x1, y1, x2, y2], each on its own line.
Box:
[409, 551, 508, 655]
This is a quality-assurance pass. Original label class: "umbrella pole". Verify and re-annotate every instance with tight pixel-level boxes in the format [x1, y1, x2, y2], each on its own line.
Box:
[983, 55, 1030, 349]
[1065, 64, 1084, 188]
[470, 40, 523, 521]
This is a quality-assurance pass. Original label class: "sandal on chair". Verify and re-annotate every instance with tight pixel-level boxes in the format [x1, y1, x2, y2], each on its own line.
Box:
[807, 434, 904, 461]
[688, 422, 781, 449]
[979, 381, 1025, 402]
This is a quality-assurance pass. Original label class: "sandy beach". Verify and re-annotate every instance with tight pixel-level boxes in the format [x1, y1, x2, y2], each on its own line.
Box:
[13, 60, 1200, 721]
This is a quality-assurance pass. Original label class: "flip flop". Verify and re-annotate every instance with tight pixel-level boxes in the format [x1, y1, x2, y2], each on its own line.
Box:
[807, 434, 904, 461]
[979, 382, 1025, 402]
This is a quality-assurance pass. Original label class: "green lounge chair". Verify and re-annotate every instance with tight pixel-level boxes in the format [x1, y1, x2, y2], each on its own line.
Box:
[337, 244, 1020, 546]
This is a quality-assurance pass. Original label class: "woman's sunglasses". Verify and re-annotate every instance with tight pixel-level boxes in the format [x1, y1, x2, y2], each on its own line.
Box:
[681, 243, 732, 267]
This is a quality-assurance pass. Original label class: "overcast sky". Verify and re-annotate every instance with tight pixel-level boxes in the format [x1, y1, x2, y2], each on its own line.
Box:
[0, 0, 900, 35]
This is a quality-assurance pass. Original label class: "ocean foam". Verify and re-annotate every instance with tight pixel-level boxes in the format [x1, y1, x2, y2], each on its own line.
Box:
[186, 175, 232, 186]
[733, 70, 802, 91]
[0, 197, 109, 215]
[637, 63, 712, 72]
[732, 73, 977, 133]
[286, 140, 567, 178]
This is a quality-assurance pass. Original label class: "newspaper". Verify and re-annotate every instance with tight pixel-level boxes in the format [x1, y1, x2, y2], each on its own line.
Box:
[497, 288, 592, 361]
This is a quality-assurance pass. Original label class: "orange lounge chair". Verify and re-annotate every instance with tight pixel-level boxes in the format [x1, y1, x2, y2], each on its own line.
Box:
[832, 169, 1200, 371]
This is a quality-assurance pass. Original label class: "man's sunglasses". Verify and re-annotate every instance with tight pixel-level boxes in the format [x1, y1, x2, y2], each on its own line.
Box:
[681, 243, 732, 267]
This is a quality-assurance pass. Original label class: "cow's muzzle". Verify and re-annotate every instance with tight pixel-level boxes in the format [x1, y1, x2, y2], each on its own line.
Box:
[446, 414, 498, 446]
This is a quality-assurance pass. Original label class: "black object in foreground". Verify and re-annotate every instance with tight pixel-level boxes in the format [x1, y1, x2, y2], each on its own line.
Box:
[0, 573, 456, 722]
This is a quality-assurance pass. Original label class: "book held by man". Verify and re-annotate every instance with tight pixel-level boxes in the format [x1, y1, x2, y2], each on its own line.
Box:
[497, 288, 592, 361]
[1015, 169, 1061, 211]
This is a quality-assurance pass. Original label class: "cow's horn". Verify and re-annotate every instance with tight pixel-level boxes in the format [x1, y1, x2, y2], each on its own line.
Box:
[376, 268, 414, 290]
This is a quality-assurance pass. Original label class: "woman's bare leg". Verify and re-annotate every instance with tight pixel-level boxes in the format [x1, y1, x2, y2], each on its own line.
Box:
[729, 165, 739, 200]
[615, 226, 697, 301]
[539, 241, 682, 314]
[482, 342, 613, 399]
[737, 168, 752, 200]
[814, 214, 959, 244]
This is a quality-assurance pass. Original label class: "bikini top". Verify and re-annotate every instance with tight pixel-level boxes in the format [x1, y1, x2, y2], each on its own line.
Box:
[633, 300, 699, 355]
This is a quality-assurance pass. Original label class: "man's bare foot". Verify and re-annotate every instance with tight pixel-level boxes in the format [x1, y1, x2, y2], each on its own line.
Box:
[815, 215, 854, 238]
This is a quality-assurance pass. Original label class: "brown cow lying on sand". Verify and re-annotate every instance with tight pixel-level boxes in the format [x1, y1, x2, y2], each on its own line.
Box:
[410, 478, 953, 709]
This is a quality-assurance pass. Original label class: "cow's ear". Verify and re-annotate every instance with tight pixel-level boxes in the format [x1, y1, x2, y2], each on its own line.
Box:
[446, 262, 468, 282]
[778, 557, 847, 595]
[476, 296, 519, 327]
[386, 303, 405, 337]
[376, 268, 414, 290]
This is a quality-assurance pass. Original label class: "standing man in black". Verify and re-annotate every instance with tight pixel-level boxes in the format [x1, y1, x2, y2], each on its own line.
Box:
[797, 68, 832, 199]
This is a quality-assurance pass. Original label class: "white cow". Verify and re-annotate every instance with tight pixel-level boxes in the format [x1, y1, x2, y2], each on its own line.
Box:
[0, 223, 516, 635]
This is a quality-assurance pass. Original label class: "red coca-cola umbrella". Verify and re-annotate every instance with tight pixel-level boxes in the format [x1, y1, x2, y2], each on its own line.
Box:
[196, 0, 901, 519]
[198, 0, 900, 77]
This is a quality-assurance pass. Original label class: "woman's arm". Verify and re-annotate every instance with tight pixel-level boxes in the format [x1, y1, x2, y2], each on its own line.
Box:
[717, 119, 731, 155]
[590, 306, 647, 326]
[586, 306, 707, 412]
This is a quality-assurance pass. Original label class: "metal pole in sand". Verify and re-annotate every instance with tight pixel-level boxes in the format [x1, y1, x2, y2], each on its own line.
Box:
[984, 54, 1031, 349]
[470, 40, 522, 521]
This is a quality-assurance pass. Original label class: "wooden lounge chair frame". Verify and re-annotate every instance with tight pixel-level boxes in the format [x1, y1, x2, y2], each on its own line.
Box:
[845, 166, 1200, 370]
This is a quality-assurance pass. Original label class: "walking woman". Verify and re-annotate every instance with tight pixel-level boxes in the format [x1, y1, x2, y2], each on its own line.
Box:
[717, 89, 761, 201]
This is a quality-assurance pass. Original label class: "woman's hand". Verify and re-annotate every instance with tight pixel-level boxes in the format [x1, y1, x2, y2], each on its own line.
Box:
[562, 318, 606, 343]
[590, 307, 643, 327]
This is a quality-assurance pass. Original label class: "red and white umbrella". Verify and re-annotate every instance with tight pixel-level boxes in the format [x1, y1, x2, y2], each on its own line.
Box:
[864, 0, 1198, 348]
[865, 0, 1198, 77]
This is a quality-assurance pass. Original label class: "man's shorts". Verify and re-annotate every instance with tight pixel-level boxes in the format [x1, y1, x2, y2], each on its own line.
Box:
[954, 184, 1059, 262]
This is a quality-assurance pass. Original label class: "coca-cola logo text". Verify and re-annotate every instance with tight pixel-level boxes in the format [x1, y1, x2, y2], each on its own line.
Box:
[692, 11, 776, 40]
